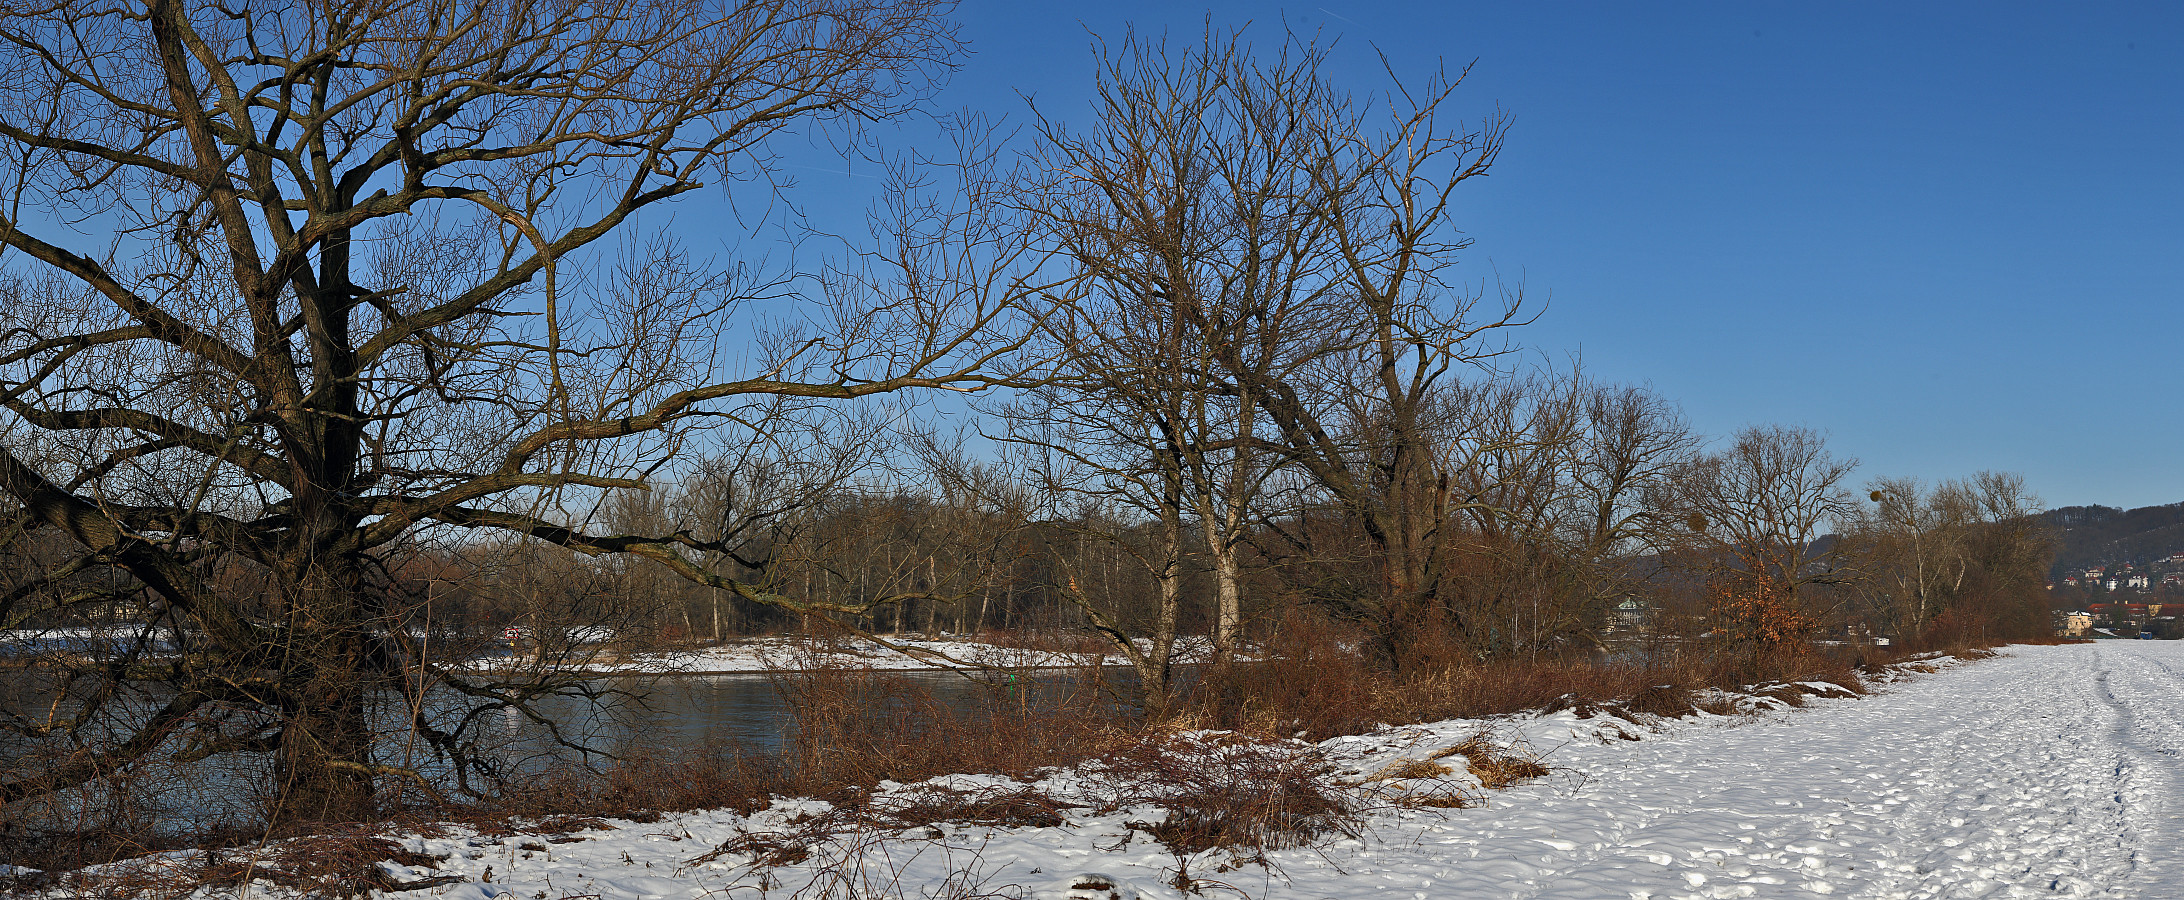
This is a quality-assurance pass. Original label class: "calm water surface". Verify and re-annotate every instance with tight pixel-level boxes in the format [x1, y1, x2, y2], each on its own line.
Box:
[518, 667, 1138, 759]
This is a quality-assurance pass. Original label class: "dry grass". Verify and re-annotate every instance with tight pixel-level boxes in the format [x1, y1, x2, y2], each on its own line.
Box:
[1370, 758, 1456, 781]
[494, 742, 786, 825]
[1087, 729, 1363, 856]
[1433, 734, 1551, 791]
[195, 830, 457, 899]
[1619, 683, 1701, 719]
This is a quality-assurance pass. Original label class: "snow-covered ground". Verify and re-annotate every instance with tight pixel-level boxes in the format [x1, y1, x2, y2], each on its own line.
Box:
[32, 641, 2184, 899]
[585, 635, 1188, 674]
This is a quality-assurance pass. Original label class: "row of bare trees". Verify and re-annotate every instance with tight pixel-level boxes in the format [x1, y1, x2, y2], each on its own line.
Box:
[0, 3, 2054, 833]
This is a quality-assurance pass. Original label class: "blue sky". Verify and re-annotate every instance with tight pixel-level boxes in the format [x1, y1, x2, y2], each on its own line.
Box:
[811, 1, 2178, 510]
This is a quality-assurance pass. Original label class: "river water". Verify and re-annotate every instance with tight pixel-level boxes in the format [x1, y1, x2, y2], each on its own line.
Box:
[514, 667, 1125, 760]
[2, 666, 1144, 847]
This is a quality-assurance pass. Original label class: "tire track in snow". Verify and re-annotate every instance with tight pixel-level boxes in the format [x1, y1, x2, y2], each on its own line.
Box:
[1327, 644, 2179, 899]
[2082, 645, 2184, 894]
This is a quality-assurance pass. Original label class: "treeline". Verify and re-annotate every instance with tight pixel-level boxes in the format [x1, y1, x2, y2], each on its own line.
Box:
[504, 415, 2058, 666]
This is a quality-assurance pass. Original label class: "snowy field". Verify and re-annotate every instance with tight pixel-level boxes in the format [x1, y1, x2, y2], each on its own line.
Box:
[29, 641, 2184, 899]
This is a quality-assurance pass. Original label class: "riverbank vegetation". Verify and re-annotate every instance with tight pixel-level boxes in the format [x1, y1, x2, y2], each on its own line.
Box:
[0, 0, 2058, 886]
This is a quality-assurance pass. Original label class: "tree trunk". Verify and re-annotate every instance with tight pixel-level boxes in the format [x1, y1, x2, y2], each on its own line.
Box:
[1141, 517, 1184, 718]
[275, 680, 376, 822]
[925, 557, 939, 635]
[273, 563, 379, 822]
[1205, 529, 1241, 660]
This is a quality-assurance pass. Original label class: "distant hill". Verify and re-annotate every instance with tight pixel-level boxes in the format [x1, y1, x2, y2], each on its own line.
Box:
[2037, 502, 2184, 576]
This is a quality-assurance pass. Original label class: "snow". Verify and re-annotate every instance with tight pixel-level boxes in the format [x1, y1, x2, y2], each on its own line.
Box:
[29, 641, 2184, 898]
[583, 635, 1195, 674]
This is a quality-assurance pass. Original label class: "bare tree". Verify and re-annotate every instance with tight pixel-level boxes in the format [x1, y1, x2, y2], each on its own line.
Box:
[1850, 471, 2049, 643]
[0, 0, 1032, 823]
[1857, 476, 1969, 637]
[1405, 373, 1697, 656]
[1567, 383, 1704, 564]
[1021, 29, 1272, 666]
[995, 364, 1197, 714]
[1660, 425, 1859, 649]
[663, 409, 894, 639]
[1024, 27, 1523, 669]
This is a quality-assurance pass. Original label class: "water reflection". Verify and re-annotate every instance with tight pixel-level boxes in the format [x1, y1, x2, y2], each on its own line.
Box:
[517, 667, 1137, 762]
[0, 665, 1142, 838]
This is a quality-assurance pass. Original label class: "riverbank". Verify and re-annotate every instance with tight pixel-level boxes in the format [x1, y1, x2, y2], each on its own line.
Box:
[528, 633, 1239, 676]
[578, 634, 1139, 675]
[19, 641, 2164, 899]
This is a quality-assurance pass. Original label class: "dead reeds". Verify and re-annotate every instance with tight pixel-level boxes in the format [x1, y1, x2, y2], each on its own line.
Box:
[1181, 613, 1922, 737]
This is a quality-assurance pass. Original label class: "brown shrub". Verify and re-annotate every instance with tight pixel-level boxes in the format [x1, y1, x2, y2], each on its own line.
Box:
[1189, 611, 1384, 739]
[1178, 608, 1964, 738]
[884, 785, 1079, 830]
[490, 662, 1126, 834]
[495, 741, 785, 824]
[1088, 730, 1361, 855]
[198, 831, 456, 899]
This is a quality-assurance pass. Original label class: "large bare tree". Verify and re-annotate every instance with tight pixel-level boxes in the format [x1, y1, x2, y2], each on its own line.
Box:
[0, 0, 1037, 822]
[1026, 28, 1524, 666]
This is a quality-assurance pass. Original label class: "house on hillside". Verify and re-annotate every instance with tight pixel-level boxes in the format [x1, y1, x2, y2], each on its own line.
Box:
[2087, 602, 2164, 630]
[1607, 599, 1657, 634]
[2061, 611, 2093, 637]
